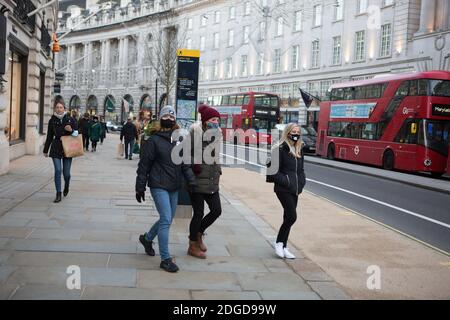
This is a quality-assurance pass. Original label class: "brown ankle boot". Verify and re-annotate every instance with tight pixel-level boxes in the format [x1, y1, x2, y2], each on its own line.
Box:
[197, 232, 207, 252]
[188, 240, 206, 259]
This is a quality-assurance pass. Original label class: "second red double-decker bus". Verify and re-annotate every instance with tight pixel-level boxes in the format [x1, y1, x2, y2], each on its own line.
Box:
[316, 71, 450, 177]
[208, 92, 281, 145]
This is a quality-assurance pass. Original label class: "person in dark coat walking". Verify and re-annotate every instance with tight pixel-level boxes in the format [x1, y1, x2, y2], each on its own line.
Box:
[89, 116, 102, 152]
[187, 105, 222, 259]
[100, 117, 108, 144]
[266, 123, 306, 259]
[120, 117, 138, 160]
[78, 113, 91, 151]
[43, 99, 79, 203]
[135, 105, 197, 273]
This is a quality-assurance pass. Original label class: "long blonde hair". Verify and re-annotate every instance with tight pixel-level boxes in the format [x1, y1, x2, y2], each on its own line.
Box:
[274, 123, 303, 158]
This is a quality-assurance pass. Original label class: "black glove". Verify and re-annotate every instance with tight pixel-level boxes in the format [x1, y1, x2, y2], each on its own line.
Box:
[136, 191, 145, 203]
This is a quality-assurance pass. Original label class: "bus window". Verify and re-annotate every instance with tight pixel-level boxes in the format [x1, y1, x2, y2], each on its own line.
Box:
[219, 117, 227, 128]
[243, 95, 250, 104]
[270, 97, 279, 107]
[331, 88, 344, 101]
[254, 118, 269, 130]
[355, 86, 367, 99]
[366, 84, 382, 99]
[430, 80, 450, 97]
[222, 95, 230, 105]
[395, 119, 419, 144]
[418, 79, 428, 95]
[236, 95, 244, 105]
[344, 87, 355, 100]
[395, 81, 409, 97]
[362, 123, 377, 140]
[229, 95, 237, 105]
[409, 80, 418, 96]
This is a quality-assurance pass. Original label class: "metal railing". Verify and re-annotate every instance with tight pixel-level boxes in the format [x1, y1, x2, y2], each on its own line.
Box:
[40, 24, 51, 56]
[13, 0, 36, 33]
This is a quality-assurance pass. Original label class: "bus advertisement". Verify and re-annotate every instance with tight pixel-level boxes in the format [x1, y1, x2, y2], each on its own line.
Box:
[207, 92, 281, 145]
[316, 71, 450, 177]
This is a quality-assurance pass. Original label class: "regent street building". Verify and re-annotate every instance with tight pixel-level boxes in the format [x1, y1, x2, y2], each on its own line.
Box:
[55, 0, 449, 126]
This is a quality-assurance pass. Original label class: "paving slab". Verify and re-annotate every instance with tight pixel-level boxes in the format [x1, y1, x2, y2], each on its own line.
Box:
[236, 272, 311, 292]
[0, 284, 18, 300]
[191, 290, 261, 300]
[81, 286, 190, 300]
[307, 281, 352, 300]
[259, 290, 321, 300]
[10, 284, 82, 300]
[4, 251, 109, 268]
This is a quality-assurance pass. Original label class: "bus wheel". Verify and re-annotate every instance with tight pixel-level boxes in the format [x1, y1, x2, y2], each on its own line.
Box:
[382, 150, 395, 170]
[327, 143, 335, 160]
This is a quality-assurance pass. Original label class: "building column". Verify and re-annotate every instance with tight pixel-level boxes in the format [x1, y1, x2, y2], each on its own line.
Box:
[418, 0, 437, 34]
[137, 33, 145, 84]
[436, 0, 449, 31]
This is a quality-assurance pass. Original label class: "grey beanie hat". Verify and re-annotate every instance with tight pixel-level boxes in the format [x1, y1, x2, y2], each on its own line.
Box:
[159, 105, 176, 119]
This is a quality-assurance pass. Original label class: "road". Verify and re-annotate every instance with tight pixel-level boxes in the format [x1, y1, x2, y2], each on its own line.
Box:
[220, 143, 450, 255]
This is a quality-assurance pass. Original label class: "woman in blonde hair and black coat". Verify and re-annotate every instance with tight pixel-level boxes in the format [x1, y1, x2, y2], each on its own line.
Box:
[266, 123, 306, 259]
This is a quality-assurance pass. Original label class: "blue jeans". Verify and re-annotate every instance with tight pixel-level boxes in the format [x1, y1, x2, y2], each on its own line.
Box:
[124, 139, 135, 159]
[145, 188, 179, 261]
[52, 157, 72, 193]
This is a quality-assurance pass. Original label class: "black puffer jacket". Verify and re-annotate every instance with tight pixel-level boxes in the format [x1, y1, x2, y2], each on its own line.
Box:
[43, 114, 79, 159]
[136, 130, 196, 192]
[78, 117, 91, 136]
[121, 121, 138, 141]
[189, 124, 222, 194]
[266, 142, 306, 195]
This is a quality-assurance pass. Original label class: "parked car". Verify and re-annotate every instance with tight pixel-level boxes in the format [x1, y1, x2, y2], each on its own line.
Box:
[275, 124, 317, 153]
[106, 121, 122, 132]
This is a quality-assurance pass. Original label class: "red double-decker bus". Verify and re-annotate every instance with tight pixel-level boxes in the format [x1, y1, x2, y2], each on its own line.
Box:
[316, 71, 450, 177]
[207, 92, 281, 145]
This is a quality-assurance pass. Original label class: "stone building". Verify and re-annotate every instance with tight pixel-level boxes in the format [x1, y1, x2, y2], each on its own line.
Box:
[0, 0, 59, 175]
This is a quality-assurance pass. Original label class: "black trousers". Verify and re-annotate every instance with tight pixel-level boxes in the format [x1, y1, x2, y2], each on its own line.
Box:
[275, 192, 299, 247]
[91, 141, 98, 150]
[82, 134, 90, 150]
[189, 191, 222, 241]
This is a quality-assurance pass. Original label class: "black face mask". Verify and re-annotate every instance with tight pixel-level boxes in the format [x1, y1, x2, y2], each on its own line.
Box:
[160, 119, 175, 129]
[289, 134, 301, 142]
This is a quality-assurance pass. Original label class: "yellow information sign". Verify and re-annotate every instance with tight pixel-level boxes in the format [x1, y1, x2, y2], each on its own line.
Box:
[177, 49, 201, 58]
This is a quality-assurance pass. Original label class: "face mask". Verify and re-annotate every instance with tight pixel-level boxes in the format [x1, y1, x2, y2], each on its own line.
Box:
[160, 118, 175, 128]
[289, 134, 301, 142]
[206, 122, 220, 130]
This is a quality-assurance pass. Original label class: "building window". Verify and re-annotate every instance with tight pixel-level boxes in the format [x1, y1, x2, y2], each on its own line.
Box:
[241, 55, 248, 77]
[225, 57, 233, 79]
[201, 15, 207, 26]
[244, 2, 251, 16]
[212, 60, 218, 79]
[229, 6, 235, 20]
[187, 18, 193, 29]
[214, 11, 221, 24]
[200, 36, 205, 51]
[332, 36, 342, 65]
[334, 0, 344, 21]
[311, 40, 320, 68]
[383, 0, 394, 7]
[214, 33, 220, 49]
[357, 0, 368, 14]
[313, 5, 322, 27]
[273, 49, 281, 73]
[291, 45, 300, 70]
[355, 30, 366, 61]
[186, 38, 192, 49]
[380, 24, 392, 57]
[276, 17, 284, 36]
[257, 52, 264, 75]
[294, 11, 302, 32]
[199, 62, 205, 80]
[5, 51, 26, 143]
[243, 26, 250, 44]
[228, 29, 234, 47]
[259, 21, 266, 40]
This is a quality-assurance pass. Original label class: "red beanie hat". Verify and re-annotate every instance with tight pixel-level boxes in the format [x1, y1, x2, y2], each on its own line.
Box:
[198, 104, 220, 123]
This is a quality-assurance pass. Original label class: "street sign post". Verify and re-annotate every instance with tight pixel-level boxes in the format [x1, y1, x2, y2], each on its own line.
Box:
[175, 48, 200, 218]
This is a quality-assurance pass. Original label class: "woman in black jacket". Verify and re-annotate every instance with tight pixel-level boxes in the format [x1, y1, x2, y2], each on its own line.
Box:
[266, 123, 306, 259]
[43, 100, 79, 203]
[135, 105, 197, 273]
[187, 105, 222, 259]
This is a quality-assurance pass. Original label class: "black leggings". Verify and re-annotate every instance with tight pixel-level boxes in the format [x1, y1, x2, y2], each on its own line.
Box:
[189, 192, 222, 241]
[82, 134, 90, 150]
[275, 192, 298, 247]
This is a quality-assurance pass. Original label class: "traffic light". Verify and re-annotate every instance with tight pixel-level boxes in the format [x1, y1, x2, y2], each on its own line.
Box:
[52, 33, 60, 53]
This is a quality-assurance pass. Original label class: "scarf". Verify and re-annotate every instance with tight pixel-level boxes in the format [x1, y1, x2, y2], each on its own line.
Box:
[54, 111, 67, 120]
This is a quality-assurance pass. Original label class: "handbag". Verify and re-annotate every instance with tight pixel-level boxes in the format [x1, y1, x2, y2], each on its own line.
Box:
[117, 142, 124, 157]
[61, 134, 84, 158]
[133, 142, 140, 154]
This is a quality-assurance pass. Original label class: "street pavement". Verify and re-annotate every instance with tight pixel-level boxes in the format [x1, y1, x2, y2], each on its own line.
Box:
[0, 134, 350, 300]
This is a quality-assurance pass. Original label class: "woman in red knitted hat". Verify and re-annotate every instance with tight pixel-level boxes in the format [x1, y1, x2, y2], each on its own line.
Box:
[186, 104, 223, 259]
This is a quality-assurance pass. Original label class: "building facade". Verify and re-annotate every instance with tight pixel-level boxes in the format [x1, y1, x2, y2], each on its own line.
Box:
[56, 0, 450, 126]
[0, 0, 59, 175]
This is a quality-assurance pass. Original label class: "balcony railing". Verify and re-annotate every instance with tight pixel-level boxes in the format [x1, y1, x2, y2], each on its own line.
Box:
[40, 24, 51, 56]
[13, 0, 36, 33]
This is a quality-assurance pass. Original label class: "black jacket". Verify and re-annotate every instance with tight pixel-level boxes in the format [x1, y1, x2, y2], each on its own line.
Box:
[136, 130, 196, 192]
[266, 142, 306, 195]
[43, 114, 79, 159]
[78, 117, 91, 136]
[121, 122, 138, 141]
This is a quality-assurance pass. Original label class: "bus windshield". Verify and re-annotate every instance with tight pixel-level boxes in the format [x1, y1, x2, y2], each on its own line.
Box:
[420, 120, 450, 156]
[429, 80, 450, 97]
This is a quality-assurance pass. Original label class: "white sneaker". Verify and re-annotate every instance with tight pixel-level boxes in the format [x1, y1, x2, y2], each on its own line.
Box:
[274, 242, 285, 259]
[283, 247, 296, 259]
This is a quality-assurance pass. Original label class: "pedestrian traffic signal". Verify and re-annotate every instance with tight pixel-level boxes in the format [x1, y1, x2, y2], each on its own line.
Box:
[52, 33, 60, 53]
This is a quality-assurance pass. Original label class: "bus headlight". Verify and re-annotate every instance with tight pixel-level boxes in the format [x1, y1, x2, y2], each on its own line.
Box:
[424, 159, 432, 167]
